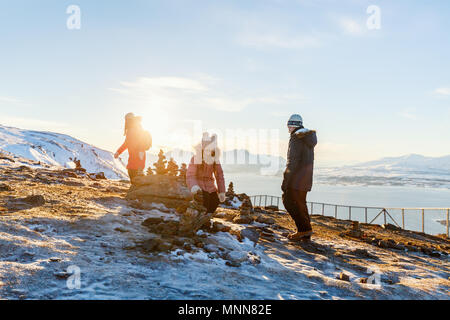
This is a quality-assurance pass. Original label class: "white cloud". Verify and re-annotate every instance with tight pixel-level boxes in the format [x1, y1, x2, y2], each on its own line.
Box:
[109, 76, 304, 112]
[434, 87, 450, 96]
[338, 17, 365, 36]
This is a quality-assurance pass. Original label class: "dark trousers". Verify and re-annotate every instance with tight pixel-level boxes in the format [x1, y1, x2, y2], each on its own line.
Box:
[128, 169, 144, 185]
[282, 189, 312, 232]
[202, 191, 219, 214]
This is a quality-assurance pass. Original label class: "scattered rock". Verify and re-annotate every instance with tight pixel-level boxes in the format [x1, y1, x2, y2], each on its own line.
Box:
[141, 237, 163, 252]
[23, 195, 45, 206]
[255, 215, 275, 225]
[0, 183, 13, 192]
[247, 252, 261, 265]
[214, 210, 236, 222]
[233, 215, 254, 224]
[337, 272, 350, 282]
[382, 223, 402, 231]
[141, 216, 166, 227]
[225, 261, 241, 268]
[54, 272, 71, 279]
[49, 257, 62, 262]
[240, 227, 260, 244]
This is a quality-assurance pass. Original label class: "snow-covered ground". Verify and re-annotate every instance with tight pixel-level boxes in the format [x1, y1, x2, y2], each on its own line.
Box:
[1, 190, 448, 300]
[0, 124, 127, 179]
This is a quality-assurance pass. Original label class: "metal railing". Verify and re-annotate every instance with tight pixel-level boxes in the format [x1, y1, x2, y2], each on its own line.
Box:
[250, 195, 450, 237]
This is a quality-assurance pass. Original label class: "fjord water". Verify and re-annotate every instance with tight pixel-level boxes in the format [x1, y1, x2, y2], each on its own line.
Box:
[227, 173, 450, 235]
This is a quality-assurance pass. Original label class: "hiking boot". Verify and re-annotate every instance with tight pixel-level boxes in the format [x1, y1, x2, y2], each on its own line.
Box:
[287, 230, 313, 241]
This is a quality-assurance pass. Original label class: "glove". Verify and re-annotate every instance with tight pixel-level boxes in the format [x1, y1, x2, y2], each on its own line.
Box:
[191, 185, 202, 194]
[218, 193, 226, 203]
[114, 152, 120, 159]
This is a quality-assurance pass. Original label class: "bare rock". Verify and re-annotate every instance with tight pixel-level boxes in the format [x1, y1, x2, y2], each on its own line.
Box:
[240, 227, 260, 244]
[126, 175, 192, 202]
[142, 216, 166, 227]
[337, 272, 350, 282]
[255, 215, 276, 225]
[23, 195, 45, 206]
[233, 215, 254, 224]
[0, 183, 13, 192]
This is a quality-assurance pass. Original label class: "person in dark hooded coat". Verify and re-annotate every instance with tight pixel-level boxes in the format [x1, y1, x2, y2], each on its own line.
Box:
[281, 114, 317, 241]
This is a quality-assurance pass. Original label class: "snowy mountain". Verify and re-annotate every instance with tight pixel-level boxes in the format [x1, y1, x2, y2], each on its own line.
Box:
[316, 154, 450, 189]
[0, 124, 128, 179]
[349, 154, 450, 175]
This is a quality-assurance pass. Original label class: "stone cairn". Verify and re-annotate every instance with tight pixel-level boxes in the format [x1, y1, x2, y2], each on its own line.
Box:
[166, 158, 179, 176]
[128, 150, 207, 239]
[153, 149, 168, 175]
[178, 163, 187, 184]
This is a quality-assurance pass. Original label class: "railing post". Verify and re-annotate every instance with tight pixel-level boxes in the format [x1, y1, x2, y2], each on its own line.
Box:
[422, 209, 425, 233]
[384, 209, 387, 225]
[335, 205, 337, 219]
[447, 209, 449, 238]
[402, 209, 405, 230]
[349, 206, 351, 220]
[265, 195, 267, 207]
[365, 208, 368, 224]
[311, 203, 314, 215]
[322, 203, 325, 216]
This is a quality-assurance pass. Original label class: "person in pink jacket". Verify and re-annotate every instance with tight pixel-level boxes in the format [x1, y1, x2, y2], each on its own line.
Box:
[186, 133, 226, 213]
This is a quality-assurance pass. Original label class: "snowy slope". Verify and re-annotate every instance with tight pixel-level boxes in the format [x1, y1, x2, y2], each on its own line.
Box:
[0, 124, 127, 179]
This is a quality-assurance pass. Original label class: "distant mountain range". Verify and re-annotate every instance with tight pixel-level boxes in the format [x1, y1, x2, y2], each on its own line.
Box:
[0, 125, 128, 179]
[316, 154, 450, 189]
[1, 124, 448, 188]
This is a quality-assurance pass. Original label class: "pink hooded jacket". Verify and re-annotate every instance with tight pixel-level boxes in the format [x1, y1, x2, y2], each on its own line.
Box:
[186, 143, 225, 194]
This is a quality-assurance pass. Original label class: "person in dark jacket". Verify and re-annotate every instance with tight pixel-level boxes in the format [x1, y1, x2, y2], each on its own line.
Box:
[281, 114, 317, 241]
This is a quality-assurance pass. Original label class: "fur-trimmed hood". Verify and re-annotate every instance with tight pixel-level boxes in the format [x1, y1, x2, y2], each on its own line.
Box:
[292, 127, 317, 148]
[192, 142, 221, 165]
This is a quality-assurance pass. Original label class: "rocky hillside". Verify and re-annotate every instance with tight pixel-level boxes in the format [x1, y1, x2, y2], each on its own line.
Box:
[0, 124, 127, 179]
[0, 164, 449, 299]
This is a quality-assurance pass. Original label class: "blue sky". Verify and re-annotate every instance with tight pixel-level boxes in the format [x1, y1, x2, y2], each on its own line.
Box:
[0, 0, 449, 166]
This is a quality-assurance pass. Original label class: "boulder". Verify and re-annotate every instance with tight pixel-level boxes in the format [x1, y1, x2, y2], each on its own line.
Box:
[382, 223, 402, 231]
[178, 200, 210, 236]
[337, 272, 350, 282]
[233, 215, 254, 225]
[240, 227, 260, 244]
[141, 216, 166, 227]
[255, 215, 276, 225]
[23, 195, 45, 206]
[126, 175, 193, 209]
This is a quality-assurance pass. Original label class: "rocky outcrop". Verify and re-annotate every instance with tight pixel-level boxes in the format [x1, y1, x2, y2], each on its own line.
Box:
[126, 175, 192, 209]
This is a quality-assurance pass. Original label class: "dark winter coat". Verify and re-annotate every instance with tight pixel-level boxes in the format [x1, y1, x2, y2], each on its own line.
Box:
[282, 128, 317, 192]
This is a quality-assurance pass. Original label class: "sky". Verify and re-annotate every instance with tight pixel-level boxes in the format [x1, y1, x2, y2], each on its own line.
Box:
[0, 0, 449, 166]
